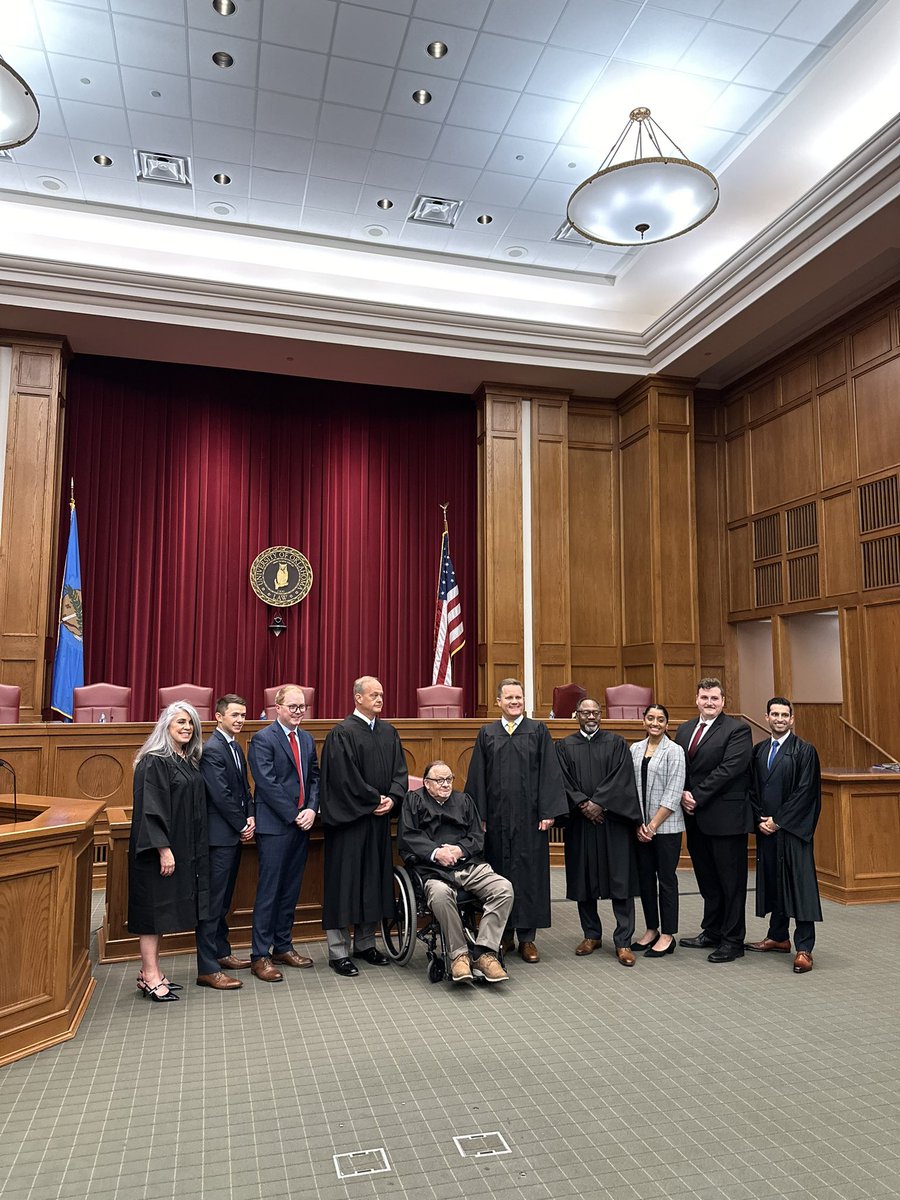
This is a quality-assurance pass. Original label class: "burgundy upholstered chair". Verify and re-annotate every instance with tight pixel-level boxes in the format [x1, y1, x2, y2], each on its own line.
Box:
[0, 684, 21, 723]
[72, 683, 132, 723]
[604, 684, 653, 720]
[550, 683, 587, 718]
[158, 685, 214, 721]
[408, 775, 424, 791]
[264, 686, 315, 720]
[416, 686, 464, 719]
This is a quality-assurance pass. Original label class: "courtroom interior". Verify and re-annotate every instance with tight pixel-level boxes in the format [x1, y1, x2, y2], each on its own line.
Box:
[1, 0, 900, 1198]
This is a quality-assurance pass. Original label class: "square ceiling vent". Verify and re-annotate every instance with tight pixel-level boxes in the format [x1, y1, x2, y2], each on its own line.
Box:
[135, 150, 192, 186]
[408, 195, 463, 227]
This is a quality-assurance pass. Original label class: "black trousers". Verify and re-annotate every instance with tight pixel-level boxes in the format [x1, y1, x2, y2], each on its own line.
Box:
[685, 822, 748, 951]
[577, 898, 635, 949]
[195, 842, 242, 976]
[757, 833, 816, 953]
[635, 831, 682, 935]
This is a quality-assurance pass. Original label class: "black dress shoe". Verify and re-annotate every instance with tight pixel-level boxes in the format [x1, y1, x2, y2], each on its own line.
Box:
[644, 940, 675, 958]
[679, 933, 718, 948]
[707, 947, 744, 963]
[354, 947, 391, 966]
[630, 937, 659, 952]
[329, 957, 359, 977]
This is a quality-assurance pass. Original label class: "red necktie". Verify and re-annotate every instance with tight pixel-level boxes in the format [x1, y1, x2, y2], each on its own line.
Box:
[688, 722, 705, 758]
[288, 730, 306, 806]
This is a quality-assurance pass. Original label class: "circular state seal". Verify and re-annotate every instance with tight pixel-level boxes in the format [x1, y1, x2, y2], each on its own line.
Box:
[250, 546, 313, 607]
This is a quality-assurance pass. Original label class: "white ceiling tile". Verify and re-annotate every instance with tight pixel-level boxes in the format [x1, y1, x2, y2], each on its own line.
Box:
[454, 203, 516, 232]
[7, 48, 54, 95]
[356, 183, 416, 217]
[446, 83, 519, 134]
[128, 112, 193, 156]
[505, 95, 579, 143]
[349, 0, 415, 13]
[431, 126, 498, 169]
[677, 22, 767, 80]
[260, 0, 335, 51]
[251, 133, 313, 172]
[469, 170, 533, 206]
[398, 222, 452, 250]
[191, 0, 264, 39]
[711, 81, 777, 133]
[10, 132, 76, 171]
[47, 53, 125, 105]
[188, 28, 260, 89]
[412, 0, 489, 27]
[484, 0, 568, 41]
[688, 126, 740, 162]
[385, 72, 458, 123]
[396, 20, 478, 79]
[191, 80, 258, 130]
[301, 206, 359, 236]
[120, 67, 191, 118]
[5, 5, 44, 50]
[777, 0, 856, 45]
[112, 0, 184, 20]
[502, 209, 563, 241]
[191, 158, 251, 196]
[464, 35, 543, 90]
[485, 135, 554, 178]
[736, 35, 816, 90]
[136, 180, 197, 214]
[534, 242, 591, 269]
[549, 0, 642, 54]
[649, 0, 719, 15]
[364, 151, 424, 188]
[111, 14, 188, 72]
[539, 144, 598, 184]
[249, 167, 307, 203]
[70, 139, 136, 179]
[714, 0, 795, 34]
[20, 166, 84, 198]
[60, 98, 132, 144]
[304, 176, 362, 213]
[526, 47, 606, 103]
[197, 193, 250, 222]
[331, 5, 408, 68]
[324, 58, 395, 110]
[258, 44, 328, 100]
[30, 95, 67, 137]
[311, 142, 371, 183]
[247, 198, 301, 228]
[416, 162, 481, 198]
[520, 178, 575, 213]
[192, 121, 253, 162]
[79, 177, 141, 205]
[374, 114, 440, 157]
[346, 216, 406, 245]
[318, 103, 382, 148]
[615, 7, 705, 68]
[490, 238, 543, 263]
[35, 2, 117, 61]
[256, 92, 320, 139]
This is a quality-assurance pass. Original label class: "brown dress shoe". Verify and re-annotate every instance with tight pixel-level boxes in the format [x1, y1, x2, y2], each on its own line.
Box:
[251, 957, 283, 982]
[793, 951, 813, 973]
[196, 971, 243, 990]
[745, 938, 791, 953]
[616, 947, 636, 967]
[272, 949, 313, 969]
[518, 941, 540, 963]
[218, 955, 252, 970]
[575, 938, 602, 956]
[501, 934, 515, 955]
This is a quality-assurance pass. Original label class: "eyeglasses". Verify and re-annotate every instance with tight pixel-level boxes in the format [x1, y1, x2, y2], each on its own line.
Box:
[578, 710, 601, 718]
[425, 775, 453, 786]
[281, 703, 306, 713]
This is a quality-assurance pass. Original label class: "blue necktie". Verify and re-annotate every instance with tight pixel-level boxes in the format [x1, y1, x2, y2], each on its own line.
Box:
[231, 741, 243, 778]
[767, 740, 778, 770]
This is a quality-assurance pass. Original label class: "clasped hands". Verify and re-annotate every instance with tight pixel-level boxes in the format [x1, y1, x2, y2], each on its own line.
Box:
[758, 816, 778, 835]
[434, 843, 465, 868]
[579, 800, 605, 825]
[373, 795, 394, 816]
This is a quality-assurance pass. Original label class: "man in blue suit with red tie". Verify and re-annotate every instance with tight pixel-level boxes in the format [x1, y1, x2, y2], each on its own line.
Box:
[248, 684, 319, 982]
[196, 693, 255, 990]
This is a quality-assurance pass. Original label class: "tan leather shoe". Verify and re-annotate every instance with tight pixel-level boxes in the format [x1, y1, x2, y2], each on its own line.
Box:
[218, 954, 252, 970]
[575, 938, 602, 956]
[196, 971, 242, 990]
[251, 956, 283, 982]
[745, 938, 791, 953]
[793, 951, 813, 973]
[472, 952, 509, 982]
[616, 946, 636, 967]
[518, 941, 540, 963]
[272, 949, 313, 968]
[450, 955, 474, 984]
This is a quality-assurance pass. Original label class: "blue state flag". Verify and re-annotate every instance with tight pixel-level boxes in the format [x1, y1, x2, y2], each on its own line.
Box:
[50, 499, 84, 721]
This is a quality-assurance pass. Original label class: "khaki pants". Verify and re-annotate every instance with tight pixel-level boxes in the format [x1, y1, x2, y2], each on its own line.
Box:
[424, 862, 513, 961]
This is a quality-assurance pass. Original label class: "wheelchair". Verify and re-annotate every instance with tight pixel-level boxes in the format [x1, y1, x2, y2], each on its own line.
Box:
[380, 862, 500, 984]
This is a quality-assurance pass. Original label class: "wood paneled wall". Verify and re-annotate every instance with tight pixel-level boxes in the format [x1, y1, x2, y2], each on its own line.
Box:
[0, 335, 67, 720]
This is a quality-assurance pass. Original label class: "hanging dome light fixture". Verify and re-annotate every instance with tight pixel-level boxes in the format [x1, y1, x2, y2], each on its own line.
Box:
[567, 107, 719, 247]
[0, 56, 40, 150]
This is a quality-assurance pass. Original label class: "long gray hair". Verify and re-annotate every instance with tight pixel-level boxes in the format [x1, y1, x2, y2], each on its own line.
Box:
[134, 701, 203, 767]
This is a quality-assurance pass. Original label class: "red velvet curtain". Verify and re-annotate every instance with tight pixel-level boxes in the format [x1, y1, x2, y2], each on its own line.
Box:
[61, 355, 476, 720]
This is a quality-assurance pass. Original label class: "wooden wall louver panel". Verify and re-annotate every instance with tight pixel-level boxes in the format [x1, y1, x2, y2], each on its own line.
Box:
[786, 502, 817, 551]
[531, 395, 571, 716]
[858, 476, 900, 533]
[788, 553, 819, 601]
[753, 514, 780, 560]
[861, 535, 900, 591]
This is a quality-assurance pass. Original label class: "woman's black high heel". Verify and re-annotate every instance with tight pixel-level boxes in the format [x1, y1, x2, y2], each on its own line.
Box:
[140, 980, 179, 1002]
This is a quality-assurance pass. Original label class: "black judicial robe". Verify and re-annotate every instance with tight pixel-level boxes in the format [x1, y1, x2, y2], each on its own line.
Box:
[751, 733, 823, 923]
[319, 715, 408, 928]
[128, 753, 209, 934]
[464, 718, 567, 930]
[557, 731, 641, 902]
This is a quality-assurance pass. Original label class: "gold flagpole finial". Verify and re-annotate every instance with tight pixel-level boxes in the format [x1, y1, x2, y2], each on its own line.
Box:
[69, 478, 75, 509]
[440, 501, 449, 533]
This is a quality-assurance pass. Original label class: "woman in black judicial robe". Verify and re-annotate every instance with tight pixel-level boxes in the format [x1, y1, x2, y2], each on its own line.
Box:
[128, 701, 209, 1002]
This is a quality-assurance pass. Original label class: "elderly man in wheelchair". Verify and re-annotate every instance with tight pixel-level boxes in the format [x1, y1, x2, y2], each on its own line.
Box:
[391, 761, 514, 984]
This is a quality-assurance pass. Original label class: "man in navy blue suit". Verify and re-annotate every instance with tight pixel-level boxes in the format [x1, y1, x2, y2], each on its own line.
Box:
[196, 693, 255, 990]
[248, 684, 319, 982]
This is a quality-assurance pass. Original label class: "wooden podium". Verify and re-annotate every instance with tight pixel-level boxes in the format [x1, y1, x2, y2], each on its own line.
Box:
[0, 795, 104, 1067]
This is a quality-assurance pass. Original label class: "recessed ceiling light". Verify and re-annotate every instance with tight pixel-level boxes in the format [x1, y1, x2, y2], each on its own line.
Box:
[427, 41, 448, 58]
[209, 201, 235, 216]
[412, 89, 432, 105]
[505, 246, 527, 258]
[376, 198, 393, 210]
[39, 176, 65, 192]
[213, 0, 236, 13]
[515, 154, 524, 161]
[150, 89, 162, 98]
[80, 77, 91, 86]
[568, 161, 577, 169]
[93, 154, 113, 167]
[213, 172, 231, 185]
[212, 51, 234, 68]
[476, 214, 492, 224]
[365, 225, 389, 238]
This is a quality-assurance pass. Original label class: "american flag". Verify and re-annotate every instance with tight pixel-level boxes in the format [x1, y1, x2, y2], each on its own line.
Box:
[432, 528, 465, 686]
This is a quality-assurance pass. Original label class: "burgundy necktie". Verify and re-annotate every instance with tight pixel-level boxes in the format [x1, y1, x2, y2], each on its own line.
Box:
[288, 730, 306, 806]
[688, 722, 705, 758]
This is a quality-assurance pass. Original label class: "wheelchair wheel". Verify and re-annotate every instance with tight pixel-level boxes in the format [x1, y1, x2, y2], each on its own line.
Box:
[380, 865, 417, 966]
[427, 956, 445, 984]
